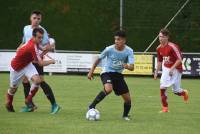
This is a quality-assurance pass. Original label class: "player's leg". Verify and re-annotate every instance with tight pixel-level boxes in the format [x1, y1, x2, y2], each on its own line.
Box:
[21, 63, 41, 111]
[40, 75, 61, 114]
[6, 67, 24, 112]
[22, 77, 30, 99]
[160, 88, 168, 112]
[22, 76, 37, 110]
[159, 67, 171, 112]
[112, 73, 131, 120]
[33, 63, 60, 114]
[24, 75, 41, 108]
[89, 73, 113, 109]
[40, 75, 57, 106]
[172, 71, 189, 102]
[121, 92, 131, 120]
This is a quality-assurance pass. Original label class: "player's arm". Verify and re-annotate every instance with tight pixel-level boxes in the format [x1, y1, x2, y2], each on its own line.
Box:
[171, 59, 182, 70]
[36, 51, 55, 66]
[87, 58, 101, 80]
[154, 49, 163, 79]
[169, 46, 182, 76]
[123, 64, 134, 71]
[17, 29, 26, 51]
[87, 47, 108, 80]
[37, 58, 55, 66]
[123, 49, 134, 71]
[33, 45, 55, 66]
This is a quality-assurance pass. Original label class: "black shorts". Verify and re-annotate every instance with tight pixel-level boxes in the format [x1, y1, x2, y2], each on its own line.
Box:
[100, 72, 129, 96]
[32, 63, 44, 75]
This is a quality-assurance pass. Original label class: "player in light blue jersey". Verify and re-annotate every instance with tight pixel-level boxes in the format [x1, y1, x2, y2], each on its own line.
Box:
[19, 10, 60, 114]
[87, 31, 134, 121]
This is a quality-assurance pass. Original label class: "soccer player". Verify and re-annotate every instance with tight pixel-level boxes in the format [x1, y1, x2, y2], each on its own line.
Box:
[154, 28, 189, 113]
[87, 30, 134, 121]
[19, 10, 60, 114]
[5, 28, 55, 112]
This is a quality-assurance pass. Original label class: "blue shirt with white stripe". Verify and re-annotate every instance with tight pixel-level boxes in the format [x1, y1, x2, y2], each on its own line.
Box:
[99, 44, 134, 73]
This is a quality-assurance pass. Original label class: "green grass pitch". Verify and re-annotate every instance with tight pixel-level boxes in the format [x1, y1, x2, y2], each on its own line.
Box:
[0, 73, 199, 134]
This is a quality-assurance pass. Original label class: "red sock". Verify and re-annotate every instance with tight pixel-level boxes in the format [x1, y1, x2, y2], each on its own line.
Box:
[6, 92, 14, 106]
[26, 87, 39, 103]
[160, 89, 168, 107]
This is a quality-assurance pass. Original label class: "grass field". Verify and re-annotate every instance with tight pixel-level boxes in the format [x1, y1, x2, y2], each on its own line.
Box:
[0, 73, 199, 134]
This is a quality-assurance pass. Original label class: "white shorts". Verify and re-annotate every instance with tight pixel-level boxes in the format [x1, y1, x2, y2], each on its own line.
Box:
[10, 63, 38, 88]
[160, 66, 183, 93]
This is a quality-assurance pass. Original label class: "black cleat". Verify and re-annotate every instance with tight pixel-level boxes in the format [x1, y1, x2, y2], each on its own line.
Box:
[5, 104, 15, 112]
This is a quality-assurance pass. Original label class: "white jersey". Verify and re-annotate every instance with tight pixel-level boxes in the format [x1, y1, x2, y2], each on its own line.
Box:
[22, 25, 49, 46]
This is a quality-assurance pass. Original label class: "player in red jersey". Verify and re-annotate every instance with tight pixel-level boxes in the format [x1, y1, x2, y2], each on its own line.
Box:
[5, 28, 55, 112]
[154, 28, 189, 113]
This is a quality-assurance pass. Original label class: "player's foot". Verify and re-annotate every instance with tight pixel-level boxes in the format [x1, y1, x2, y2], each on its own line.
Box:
[88, 104, 95, 110]
[5, 104, 15, 112]
[24, 100, 37, 112]
[183, 89, 189, 103]
[20, 106, 34, 112]
[29, 101, 37, 110]
[159, 106, 169, 113]
[123, 116, 131, 121]
[50, 104, 61, 114]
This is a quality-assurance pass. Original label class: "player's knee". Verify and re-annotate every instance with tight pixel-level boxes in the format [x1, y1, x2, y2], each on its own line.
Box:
[125, 98, 131, 104]
[22, 77, 29, 83]
[9, 87, 17, 94]
[104, 88, 112, 94]
[104, 84, 113, 94]
[32, 75, 41, 85]
[39, 76, 44, 82]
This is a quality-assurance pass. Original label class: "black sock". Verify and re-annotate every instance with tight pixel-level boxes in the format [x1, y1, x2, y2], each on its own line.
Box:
[123, 101, 131, 117]
[23, 82, 31, 98]
[40, 81, 56, 106]
[89, 91, 107, 109]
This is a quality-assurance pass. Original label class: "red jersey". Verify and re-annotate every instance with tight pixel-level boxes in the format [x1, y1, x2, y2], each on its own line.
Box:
[156, 42, 183, 72]
[11, 38, 41, 71]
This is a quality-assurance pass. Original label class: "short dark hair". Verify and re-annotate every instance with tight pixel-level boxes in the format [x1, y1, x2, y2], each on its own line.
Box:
[114, 30, 126, 38]
[160, 28, 170, 37]
[32, 28, 44, 37]
[31, 10, 42, 16]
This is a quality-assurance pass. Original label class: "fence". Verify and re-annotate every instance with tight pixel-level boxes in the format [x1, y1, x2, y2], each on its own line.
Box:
[0, 50, 199, 77]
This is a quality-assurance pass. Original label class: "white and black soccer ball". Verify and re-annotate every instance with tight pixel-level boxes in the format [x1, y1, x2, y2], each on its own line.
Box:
[86, 108, 100, 121]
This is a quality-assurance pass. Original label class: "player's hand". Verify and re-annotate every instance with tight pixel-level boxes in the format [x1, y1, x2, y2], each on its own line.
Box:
[87, 71, 94, 80]
[43, 44, 52, 51]
[50, 59, 56, 64]
[123, 64, 129, 69]
[154, 72, 158, 80]
[169, 69, 173, 76]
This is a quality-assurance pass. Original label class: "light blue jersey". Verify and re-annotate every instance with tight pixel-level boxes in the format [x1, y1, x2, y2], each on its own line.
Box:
[99, 45, 134, 73]
[22, 25, 49, 46]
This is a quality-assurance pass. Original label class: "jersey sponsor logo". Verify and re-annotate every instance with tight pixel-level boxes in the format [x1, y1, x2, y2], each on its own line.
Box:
[107, 80, 111, 83]
[163, 56, 170, 62]
[110, 55, 124, 69]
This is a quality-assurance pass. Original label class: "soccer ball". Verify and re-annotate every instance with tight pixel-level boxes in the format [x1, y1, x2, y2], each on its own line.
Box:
[86, 108, 100, 121]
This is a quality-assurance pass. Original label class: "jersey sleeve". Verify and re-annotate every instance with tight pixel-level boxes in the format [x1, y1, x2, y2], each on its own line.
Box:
[21, 27, 25, 44]
[42, 29, 49, 45]
[157, 48, 163, 62]
[171, 45, 182, 60]
[99, 47, 109, 59]
[127, 49, 134, 64]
